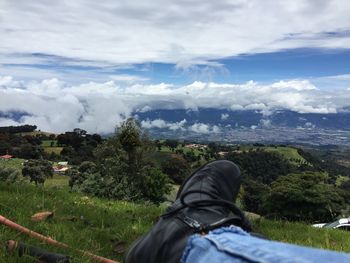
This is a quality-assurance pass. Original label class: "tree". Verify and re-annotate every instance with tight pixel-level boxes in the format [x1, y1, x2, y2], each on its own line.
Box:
[16, 143, 44, 159]
[161, 155, 191, 184]
[115, 118, 155, 176]
[69, 118, 171, 203]
[141, 166, 172, 204]
[226, 150, 292, 185]
[0, 124, 36, 133]
[68, 161, 97, 188]
[265, 172, 345, 221]
[22, 160, 53, 185]
[208, 142, 218, 153]
[164, 139, 178, 151]
[242, 179, 270, 214]
[116, 118, 142, 172]
[183, 150, 197, 163]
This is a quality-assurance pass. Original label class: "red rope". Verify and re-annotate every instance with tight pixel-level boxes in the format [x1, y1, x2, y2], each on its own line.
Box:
[0, 215, 119, 263]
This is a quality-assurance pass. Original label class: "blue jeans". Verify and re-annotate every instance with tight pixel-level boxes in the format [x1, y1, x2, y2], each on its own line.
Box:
[181, 226, 350, 263]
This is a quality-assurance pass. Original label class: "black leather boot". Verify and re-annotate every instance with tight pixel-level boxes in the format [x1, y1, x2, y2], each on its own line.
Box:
[125, 160, 251, 263]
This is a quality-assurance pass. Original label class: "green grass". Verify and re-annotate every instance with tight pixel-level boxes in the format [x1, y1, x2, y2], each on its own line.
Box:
[1, 180, 350, 262]
[0, 182, 162, 262]
[263, 146, 307, 165]
[42, 140, 58, 147]
[0, 158, 25, 172]
[44, 174, 70, 188]
[255, 219, 350, 252]
[159, 146, 204, 156]
[159, 146, 172, 153]
[44, 147, 63, 155]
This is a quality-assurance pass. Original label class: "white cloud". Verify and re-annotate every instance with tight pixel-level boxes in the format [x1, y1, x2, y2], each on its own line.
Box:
[212, 125, 221, 133]
[109, 74, 149, 83]
[0, 75, 350, 133]
[140, 119, 221, 133]
[271, 80, 318, 91]
[305, 122, 316, 129]
[260, 119, 272, 128]
[141, 119, 187, 131]
[0, 1, 350, 67]
[221, 113, 229, 120]
[189, 123, 221, 134]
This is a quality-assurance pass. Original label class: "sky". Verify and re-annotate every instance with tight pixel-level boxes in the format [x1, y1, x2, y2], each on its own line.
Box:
[0, 0, 350, 133]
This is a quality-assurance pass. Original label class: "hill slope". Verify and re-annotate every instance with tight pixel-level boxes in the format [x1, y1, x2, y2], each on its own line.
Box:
[0, 182, 349, 262]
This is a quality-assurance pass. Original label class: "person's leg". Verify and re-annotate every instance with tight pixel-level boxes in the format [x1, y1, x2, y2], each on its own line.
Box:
[125, 160, 250, 263]
[182, 225, 350, 263]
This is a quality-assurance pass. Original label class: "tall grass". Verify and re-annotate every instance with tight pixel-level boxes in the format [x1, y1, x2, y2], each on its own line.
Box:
[1, 181, 349, 262]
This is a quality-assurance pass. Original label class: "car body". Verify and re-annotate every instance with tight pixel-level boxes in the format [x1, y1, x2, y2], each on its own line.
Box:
[312, 218, 350, 231]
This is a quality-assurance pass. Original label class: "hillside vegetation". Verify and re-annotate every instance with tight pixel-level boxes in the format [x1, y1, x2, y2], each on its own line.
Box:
[0, 182, 162, 262]
[1, 123, 350, 261]
[1, 181, 350, 262]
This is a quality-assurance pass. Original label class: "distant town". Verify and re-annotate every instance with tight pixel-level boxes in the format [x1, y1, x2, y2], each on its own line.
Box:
[150, 126, 350, 146]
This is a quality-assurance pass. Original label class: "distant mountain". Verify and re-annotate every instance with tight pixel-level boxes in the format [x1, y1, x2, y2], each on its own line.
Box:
[135, 108, 350, 130]
[2, 108, 350, 145]
[0, 111, 32, 122]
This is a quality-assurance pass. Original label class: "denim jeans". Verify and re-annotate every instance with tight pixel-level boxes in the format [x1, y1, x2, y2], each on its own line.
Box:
[181, 226, 350, 263]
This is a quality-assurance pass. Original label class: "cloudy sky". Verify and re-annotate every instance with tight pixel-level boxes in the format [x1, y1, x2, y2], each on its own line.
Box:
[0, 0, 350, 133]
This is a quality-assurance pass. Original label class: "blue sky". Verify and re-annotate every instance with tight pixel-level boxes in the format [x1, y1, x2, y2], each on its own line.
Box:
[2, 48, 350, 88]
[1, 0, 350, 132]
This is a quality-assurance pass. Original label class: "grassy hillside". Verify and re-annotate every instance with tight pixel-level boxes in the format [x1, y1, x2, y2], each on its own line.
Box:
[264, 146, 304, 160]
[41, 139, 64, 155]
[0, 158, 25, 172]
[1, 180, 350, 262]
[264, 146, 306, 165]
[43, 147, 64, 155]
[254, 220, 350, 252]
[0, 182, 162, 262]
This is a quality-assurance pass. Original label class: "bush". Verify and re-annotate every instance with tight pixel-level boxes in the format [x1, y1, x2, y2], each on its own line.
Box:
[242, 179, 270, 215]
[0, 166, 21, 183]
[69, 158, 171, 203]
[161, 155, 190, 184]
[141, 166, 172, 204]
[265, 172, 345, 222]
[22, 159, 53, 185]
[69, 119, 171, 203]
[227, 150, 292, 185]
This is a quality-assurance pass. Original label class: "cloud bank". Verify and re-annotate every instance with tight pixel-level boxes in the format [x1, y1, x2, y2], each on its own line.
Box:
[1, 75, 350, 133]
[1, 0, 350, 67]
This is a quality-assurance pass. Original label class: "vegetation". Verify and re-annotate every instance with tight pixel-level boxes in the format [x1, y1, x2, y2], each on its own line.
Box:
[265, 172, 345, 221]
[0, 166, 21, 183]
[0, 124, 37, 134]
[57, 129, 102, 164]
[227, 150, 293, 184]
[69, 118, 171, 203]
[22, 159, 53, 185]
[0, 158, 24, 172]
[264, 146, 307, 166]
[1, 124, 350, 261]
[161, 154, 191, 184]
[1, 182, 349, 262]
[241, 179, 270, 215]
[0, 182, 162, 263]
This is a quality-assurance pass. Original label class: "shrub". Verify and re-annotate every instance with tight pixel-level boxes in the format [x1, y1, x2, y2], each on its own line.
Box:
[265, 172, 345, 221]
[0, 166, 21, 183]
[161, 155, 190, 184]
[242, 179, 270, 215]
[22, 159, 53, 185]
[69, 119, 171, 203]
[141, 166, 172, 204]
